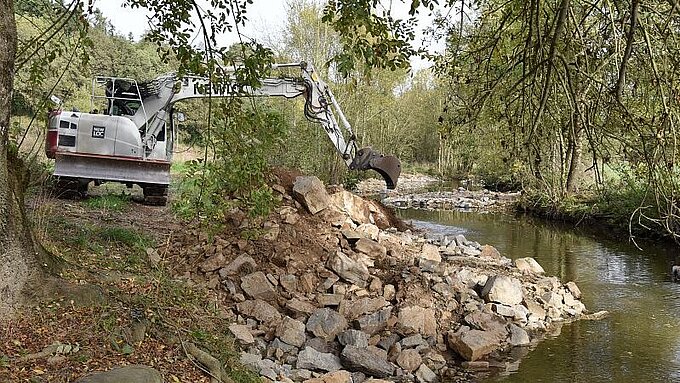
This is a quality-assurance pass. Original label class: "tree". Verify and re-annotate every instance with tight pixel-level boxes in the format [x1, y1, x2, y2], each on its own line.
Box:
[0, 0, 43, 316]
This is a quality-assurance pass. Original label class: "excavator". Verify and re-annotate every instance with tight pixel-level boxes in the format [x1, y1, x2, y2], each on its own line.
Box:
[45, 62, 401, 205]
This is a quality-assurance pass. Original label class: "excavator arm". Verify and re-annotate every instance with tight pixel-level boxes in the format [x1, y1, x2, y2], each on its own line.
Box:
[137, 62, 400, 189]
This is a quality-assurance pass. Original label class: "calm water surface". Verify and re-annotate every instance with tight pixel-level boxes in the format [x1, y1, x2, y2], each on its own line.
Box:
[398, 209, 680, 383]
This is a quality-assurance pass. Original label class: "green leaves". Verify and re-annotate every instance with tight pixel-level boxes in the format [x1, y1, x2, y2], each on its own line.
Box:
[322, 0, 418, 77]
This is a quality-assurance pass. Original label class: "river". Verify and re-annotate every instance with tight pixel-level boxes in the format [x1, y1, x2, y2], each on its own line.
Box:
[397, 209, 680, 383]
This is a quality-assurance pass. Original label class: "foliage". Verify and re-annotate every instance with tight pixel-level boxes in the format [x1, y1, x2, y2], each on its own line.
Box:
[173, 100, 287, 225]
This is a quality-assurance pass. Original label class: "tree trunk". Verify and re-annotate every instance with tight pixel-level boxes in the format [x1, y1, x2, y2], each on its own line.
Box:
[565, 121, 583, 195]
[0, 0, 49, 317]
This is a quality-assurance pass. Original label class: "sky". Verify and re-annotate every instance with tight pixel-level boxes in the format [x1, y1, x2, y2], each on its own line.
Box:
[93, 0, 444, 70]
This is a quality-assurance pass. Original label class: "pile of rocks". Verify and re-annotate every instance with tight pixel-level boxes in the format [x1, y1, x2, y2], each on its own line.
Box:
[173, 176, 589, 383]
[355, 174, 440, 196]
[383, 189, 520, 212]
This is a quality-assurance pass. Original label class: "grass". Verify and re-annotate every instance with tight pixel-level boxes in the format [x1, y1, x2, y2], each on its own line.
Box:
[83, 195, 131, 212]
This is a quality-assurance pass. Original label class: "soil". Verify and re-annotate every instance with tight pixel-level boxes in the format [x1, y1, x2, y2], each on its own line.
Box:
[0, 169, 411, 383]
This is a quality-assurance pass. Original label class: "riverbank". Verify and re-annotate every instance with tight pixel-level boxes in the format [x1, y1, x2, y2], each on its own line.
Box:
[2, 175, 599, 383]
[516, 191, 677, 245]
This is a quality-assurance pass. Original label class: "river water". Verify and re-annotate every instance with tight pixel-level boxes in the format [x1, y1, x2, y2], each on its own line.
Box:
[397, 209, 680, 383]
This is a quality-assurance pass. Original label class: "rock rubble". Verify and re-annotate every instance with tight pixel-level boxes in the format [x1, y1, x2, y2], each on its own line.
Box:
[169, 175, 591, 382]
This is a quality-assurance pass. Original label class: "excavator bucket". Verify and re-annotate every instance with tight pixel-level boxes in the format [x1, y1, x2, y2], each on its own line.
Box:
[349, 147, 401, 189]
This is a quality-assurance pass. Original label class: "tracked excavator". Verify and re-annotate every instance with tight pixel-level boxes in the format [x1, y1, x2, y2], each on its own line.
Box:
[45, 62, 401, 205]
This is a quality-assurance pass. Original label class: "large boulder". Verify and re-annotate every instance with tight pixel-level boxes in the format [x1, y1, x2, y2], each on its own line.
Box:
[330, 190, 372, 224]
[75, 365, 162, 383]
[338, 329, 369, 348]
[341, 345, 396, 378]
[419, 243, 441, 263]
[448, 327, 502, 361]
[355, 307, 392, 335]
[481, 275, 523, 306]
[354, 238, 387, 258]
[342, 297, 388, 320]
[237, 299, 282, 324]
[297, 346, 343, 372]
[307, 308, 348, 341]
[514, 257, 545, 274]
[219, 254, 257, 277]
[328, 251, 370, 287]
[293, 176, 330, 215]
[398, 306, 437, 336]
[396, 349, 422, 372]
[276, 316, 307, 347]
[240, 271, 277, 302]
[228, 324, 255, 344]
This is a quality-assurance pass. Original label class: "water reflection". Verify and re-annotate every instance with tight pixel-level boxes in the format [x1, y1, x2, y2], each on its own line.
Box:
[398, 209, 680, 382]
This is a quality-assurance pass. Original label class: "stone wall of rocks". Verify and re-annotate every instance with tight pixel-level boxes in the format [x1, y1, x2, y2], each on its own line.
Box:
[183, 176, 590, 383]
[383, 189, 520, 212]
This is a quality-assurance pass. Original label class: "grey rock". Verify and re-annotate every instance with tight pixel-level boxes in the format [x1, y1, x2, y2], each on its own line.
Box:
[307, 308, 348, 341]
[356, 307, 392, 335]
[415, 363, 438, 383]
[355, 238, 387, 258]
[286, 298, 317, 316]
[229, 324, 254, 344]
[280, 274, 298, 292]
[448, 327, 502, 361]
[481, 275, 523, 306]
[219, 254, 257, 277]
[293, 176, 330, 214]
[343, 297, 388, 320]
[341, 345, 396, 378]
[565, 281, 582, 299]
[396, 349, 422, 372]
[75, 365, 162, 383]
[377, 333, 401, 351]
[328, 251, 370, 287]
[237, 299, 282, 324]
[400, 334, 425, 348]
[305, 337, 336, 354]
[276, 316, 306, 347]
[318, 294, 344, 306]
[257, 358, 279, 380]
[199, 254, 227, 273]
[398, 306, 437, 336]
[297, 346, 343, 372]
[240, 352, 262, 369]
[338, 329, 369, 348]
[508, 324, 530, 346]
[241, 271, 277, 302]
[514, 257, 545, 274]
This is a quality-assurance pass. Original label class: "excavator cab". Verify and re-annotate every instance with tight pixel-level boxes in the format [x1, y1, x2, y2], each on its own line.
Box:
[349, 147, 401, 190]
